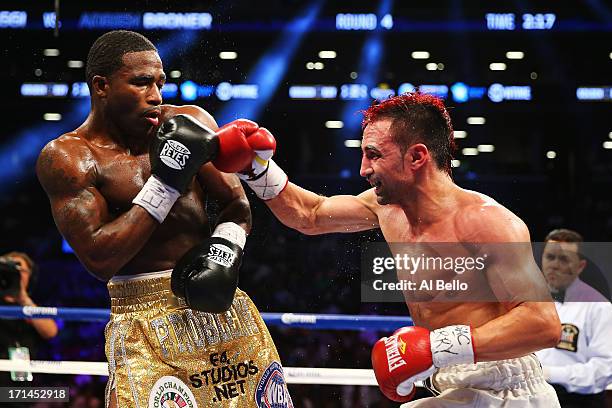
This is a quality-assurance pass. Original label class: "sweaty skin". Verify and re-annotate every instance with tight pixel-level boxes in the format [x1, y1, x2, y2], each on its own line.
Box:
[36, 51, 250, 281]
[260, 118, 560, 362]
[37, 50, 250, 408]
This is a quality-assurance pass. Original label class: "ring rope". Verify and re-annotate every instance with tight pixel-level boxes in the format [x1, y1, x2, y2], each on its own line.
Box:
[0, 359, 380, 386]
[0, 306, 413, 331]
[1, 308, 611, 390]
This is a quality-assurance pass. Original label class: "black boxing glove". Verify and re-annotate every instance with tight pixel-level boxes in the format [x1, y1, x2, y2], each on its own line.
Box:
[151, 114, 219, 193]
[133, 114, 220, 223]
[171, 222, 246, 313]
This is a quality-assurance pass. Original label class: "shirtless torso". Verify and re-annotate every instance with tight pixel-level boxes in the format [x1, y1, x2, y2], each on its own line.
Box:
[266, 151, 559, 361]
[374, 188, 518, 330]
[37, 104, 248, 279]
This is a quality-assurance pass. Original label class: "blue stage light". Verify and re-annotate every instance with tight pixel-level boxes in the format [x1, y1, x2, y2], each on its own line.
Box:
[451, 82, 469, 103]
[180, 81, 198, 101]
[216, 0, 323, 124]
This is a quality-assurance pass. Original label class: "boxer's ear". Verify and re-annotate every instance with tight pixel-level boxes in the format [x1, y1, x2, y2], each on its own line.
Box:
[91, 75, 108, 98]
[407, 143, 429, 171]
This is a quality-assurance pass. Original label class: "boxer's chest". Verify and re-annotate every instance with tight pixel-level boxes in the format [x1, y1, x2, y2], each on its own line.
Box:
[377, 206, 490, 302]
[96, 151, 151, 212]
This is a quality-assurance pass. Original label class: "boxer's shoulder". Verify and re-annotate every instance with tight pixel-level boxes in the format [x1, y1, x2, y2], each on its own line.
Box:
[358, 187, 383, 212]
[37, 131, 97, 193]
[453, 190, 529, 243]
[161, 104, 217, 130]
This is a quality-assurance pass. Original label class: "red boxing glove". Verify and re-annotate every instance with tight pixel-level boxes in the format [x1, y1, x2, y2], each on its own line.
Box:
[372, 325, 475, 402]
[239, 127, 277, 178]
[213, 119, 259, 173]
[371, 327, 434, 402]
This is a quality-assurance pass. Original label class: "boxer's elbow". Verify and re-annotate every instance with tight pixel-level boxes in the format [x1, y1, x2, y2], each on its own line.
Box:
[79, 253, 121, 281]
[295, 213, 324, 235]
[272, 204, 320, 235]
[533, 304, 561, 348]
[295, 198, 330, 235]
[543, 314, 562, 348]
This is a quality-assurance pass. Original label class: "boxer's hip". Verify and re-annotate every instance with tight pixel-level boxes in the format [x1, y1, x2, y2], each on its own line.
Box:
[104, 271, 292, 408]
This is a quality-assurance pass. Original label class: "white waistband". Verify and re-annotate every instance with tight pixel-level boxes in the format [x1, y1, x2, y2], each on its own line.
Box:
[109, 270, 172, 283]
[434, 354, 547, 392]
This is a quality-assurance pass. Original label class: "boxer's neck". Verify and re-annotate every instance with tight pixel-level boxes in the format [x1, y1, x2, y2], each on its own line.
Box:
[83, 107, 148, 154]
[399, 168, 459, 228]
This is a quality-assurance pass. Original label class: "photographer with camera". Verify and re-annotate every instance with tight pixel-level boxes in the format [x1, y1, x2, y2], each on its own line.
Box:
[0, 251, 58, 386]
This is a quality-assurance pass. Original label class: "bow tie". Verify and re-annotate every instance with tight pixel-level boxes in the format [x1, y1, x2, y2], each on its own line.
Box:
[551, 290, 566, 303]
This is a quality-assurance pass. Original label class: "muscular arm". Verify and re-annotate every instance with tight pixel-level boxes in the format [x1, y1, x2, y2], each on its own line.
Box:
[37, 138, 158, 281]
[265, 183, 379, 235]
[198, 163, 251, 232]
[466, 207, 561, 361]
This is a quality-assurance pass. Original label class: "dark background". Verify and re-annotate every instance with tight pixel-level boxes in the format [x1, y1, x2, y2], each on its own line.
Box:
[0, 1, 610, 406]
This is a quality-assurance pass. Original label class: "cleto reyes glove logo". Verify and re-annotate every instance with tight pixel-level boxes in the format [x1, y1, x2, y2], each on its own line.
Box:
[384, 336, 407, 372]
[160, 140, 191, 170]
[208, 244, 236, 268]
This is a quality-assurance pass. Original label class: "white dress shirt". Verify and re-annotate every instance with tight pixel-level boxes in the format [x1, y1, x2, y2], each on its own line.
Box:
[536, 279, 612, 394]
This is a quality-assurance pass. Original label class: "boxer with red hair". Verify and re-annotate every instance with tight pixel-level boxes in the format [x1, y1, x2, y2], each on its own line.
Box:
[224, 93, 562, 407]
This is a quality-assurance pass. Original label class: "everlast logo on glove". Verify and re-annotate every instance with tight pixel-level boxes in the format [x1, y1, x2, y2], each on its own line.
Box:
[208, 244, 236, 268]
[384, 336, 407, 372]
[160, 140, 191, 170]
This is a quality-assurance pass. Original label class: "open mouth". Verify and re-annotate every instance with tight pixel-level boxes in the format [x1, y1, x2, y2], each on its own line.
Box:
[143, 109, 161, 127]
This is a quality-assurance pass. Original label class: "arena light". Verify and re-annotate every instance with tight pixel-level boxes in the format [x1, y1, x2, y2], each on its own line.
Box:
[462, 148, 479, 156]
[325, 120, 344, 129]
[306, 62, 314, 70]
[217, 0, 323, 124]
[420, 84, 448, 98]
[506, 51, 524, 59]
[453, 130, 467, 139]
[180, 81, 198, 101]
[609, 52, 612, 59]
[546, 150, 557, 159]
[344, 140, 361, 148]
[425, 63, 438, 71]
[43, 113, 62, 121]
[318, 50, 336, 59]
[219, 51, 237, 60]
[411, 51, 430, 59]
[451, 159, 461, 168]
[0, 100, 90, 192]
[467, 117, 486, 125]
[450, 83, 469, 102]
[314, 62, 324, 70]
[67, 60, 84, 68]
[340, 0, 392, 136]
[169, 70, 181, 78]
[576, 87, 606, 100]
[608, 131, 612, 139]
[603, 141, 612, 149]
[43, 48, 60, 57]
[477, 144, 495, 153]
[489, 62, 507, 71]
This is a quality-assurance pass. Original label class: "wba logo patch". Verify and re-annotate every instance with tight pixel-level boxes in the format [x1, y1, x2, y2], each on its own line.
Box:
[160, 140, 191, 170]
[255, 362, 293, 408]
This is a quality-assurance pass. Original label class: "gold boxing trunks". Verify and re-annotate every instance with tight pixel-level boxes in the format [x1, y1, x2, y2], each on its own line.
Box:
[104, 270, 293, 408]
